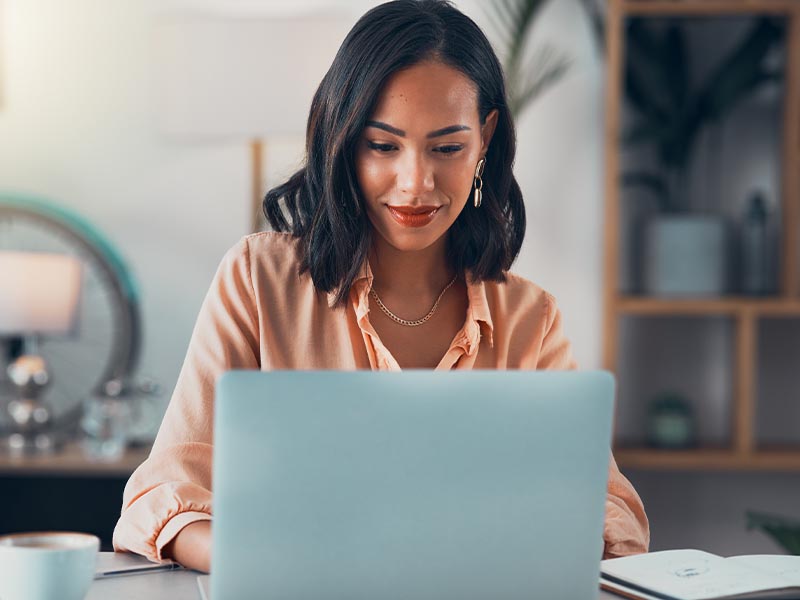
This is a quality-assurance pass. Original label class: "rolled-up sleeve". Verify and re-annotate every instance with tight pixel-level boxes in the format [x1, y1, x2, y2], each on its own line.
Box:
[113, 238, 260, 562]
[603, 455, 650, 558]
[537, 294, 650, 558]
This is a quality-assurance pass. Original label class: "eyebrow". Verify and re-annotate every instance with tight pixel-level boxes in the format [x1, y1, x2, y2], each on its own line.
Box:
[365, 120, 471, 138]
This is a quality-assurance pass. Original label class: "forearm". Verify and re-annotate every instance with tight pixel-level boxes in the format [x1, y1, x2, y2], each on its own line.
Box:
[162, 520, 212, 573]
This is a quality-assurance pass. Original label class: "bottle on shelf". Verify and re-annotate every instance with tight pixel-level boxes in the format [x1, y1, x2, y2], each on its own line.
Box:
[740, 190, 771, 296]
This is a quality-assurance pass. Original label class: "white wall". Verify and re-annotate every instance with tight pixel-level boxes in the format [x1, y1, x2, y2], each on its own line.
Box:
[2, 0, 795, 556]
[0, 0, 251, 407]
[0, 0, 602, 394]
[509, 0, 604, 370]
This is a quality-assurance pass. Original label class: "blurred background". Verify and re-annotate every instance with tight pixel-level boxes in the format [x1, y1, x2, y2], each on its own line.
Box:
[0, 0, 798, 555]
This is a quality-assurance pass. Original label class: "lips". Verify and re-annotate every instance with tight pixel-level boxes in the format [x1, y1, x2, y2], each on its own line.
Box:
[387, 205, 441, 228]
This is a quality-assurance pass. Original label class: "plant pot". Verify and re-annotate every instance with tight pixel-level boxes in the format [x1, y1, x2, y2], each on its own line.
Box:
[643, 215, 729, 297]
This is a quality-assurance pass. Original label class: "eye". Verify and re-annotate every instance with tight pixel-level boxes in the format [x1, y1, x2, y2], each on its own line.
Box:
[366, 141, 397, 153]
[434, 144, 464, 155]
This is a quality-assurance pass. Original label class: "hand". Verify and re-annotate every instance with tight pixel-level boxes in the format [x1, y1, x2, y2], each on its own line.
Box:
[162, 520, 212, 573]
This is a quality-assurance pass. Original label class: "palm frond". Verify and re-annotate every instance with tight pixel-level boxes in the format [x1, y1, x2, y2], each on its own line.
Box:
[576, 0, 605, 55]
[747, 511, 800, 555]
[625, 60, 671, 126]
[699, 18, 784, 121]
[485, 0, 570, 118]
[490, 0, 550, 75]
[663, 23, 689, 113]
[623, 122, 669, 146]
[621, 172, 670, 212]
[511, 45, 571, 116]
[625, 20, 679, 123]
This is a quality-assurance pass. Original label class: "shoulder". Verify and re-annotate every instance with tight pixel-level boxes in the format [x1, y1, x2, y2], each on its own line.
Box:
[213, 232, 307, 300]
[482, 270, 557, 321]
[481, 271, 575, 369]
[240, 230, 301, 261]
[235, 232, 319, 305]
[221, 231, 303, 278]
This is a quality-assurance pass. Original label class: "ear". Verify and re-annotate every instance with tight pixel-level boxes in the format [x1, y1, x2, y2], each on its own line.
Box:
[480, 109, 499, 156]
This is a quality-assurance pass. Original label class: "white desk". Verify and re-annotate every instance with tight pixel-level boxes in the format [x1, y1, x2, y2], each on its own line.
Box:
[89, 566, 203, 599]
[89, 552, 623, 599]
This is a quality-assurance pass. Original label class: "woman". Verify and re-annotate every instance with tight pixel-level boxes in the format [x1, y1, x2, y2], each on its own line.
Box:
[113, 0, 649, 572]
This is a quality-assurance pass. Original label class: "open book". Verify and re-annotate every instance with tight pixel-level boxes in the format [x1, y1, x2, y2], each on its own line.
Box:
[600, 549, 800, 600]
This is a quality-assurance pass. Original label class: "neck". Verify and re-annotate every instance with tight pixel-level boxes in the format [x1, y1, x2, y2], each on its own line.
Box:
[369, 235, 454, 297]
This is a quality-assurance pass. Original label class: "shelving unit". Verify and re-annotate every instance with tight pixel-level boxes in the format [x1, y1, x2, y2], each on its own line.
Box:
[0, 444, 151, 549]
[0, 443, 150, 478]
[603, 0, 800, 471]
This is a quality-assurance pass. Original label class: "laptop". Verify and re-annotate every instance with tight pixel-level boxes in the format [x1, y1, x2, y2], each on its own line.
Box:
[209, 370, 614, 600]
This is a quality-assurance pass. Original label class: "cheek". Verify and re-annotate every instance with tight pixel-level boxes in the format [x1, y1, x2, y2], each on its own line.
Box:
[441, 162, 476, 202]
[355, 155, 390, 202]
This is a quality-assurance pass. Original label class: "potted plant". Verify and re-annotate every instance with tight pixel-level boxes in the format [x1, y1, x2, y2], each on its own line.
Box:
[485, 0, 571, 119]
[622, 17, 784, 296]
[747, 511, 800, 555]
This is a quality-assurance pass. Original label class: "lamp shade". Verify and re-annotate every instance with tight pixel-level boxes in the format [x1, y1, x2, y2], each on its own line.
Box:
[0, 251, 82, 335]
[155, 15, 352, 138]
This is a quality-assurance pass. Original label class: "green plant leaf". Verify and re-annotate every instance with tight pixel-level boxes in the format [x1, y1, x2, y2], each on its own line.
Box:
[512, 45, 571, 117]
[493, 0, 549, 75]
[627, 18, 665, 67]
[576, 0, 605, 55]
[622, 122, 668, 146]
[625, 20, 679, 124]
[699, 18, 784, 121]
[484, 0, 518, 51]
[625, 60, 670, 126]
[708, 69, 782, 123]
[621, 16, 783, 206]
[621, 172, 670, 212]
[663, 23, 689, 113]
[485, 0, 570, 118]
[747, 511, 800, 555]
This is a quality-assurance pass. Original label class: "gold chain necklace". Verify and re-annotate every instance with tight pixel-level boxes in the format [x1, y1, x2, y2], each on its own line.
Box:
[369, 275, 457, 327]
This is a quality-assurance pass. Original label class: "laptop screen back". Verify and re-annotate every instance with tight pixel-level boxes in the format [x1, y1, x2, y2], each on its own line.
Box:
[211, 370, 614, 600]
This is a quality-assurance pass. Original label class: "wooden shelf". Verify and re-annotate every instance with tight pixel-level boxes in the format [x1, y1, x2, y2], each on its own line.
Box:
[615, 447, 800, 471]
[622, 0, 800, 17]
[0, 443, 151, 478]
[604, 0, 800, 471]
[616, 296, 800, 316]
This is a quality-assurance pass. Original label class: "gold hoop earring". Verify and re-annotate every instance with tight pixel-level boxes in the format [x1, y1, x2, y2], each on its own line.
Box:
[473, 157, 486, 208]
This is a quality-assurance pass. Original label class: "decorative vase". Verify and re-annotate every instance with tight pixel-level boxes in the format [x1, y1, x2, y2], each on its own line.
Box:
[643, 215, 729, 297]
[647, 393, 694, 449]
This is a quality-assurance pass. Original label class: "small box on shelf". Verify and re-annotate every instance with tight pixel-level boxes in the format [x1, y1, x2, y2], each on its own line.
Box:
[615, 315, 735, 450]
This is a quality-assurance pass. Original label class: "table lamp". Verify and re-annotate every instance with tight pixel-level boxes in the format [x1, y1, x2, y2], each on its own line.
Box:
[0, 251, 82, 453]
[154, 13, 351, 231]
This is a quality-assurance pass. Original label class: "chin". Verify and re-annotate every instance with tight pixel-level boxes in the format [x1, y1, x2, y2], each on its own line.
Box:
[374, 225, 447, 254]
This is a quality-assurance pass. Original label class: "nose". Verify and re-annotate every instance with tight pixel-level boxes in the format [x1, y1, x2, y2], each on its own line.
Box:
[397, 151, 434, 197]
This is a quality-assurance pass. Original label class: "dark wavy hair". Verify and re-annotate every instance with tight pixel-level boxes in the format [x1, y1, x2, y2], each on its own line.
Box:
[263, 0, 525, 306]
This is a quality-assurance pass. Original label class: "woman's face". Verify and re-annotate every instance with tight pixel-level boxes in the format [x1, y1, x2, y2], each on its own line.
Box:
[355, 60, 498, 254]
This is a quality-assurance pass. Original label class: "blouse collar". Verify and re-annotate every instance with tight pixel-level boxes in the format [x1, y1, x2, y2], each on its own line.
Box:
[328, 261, 494, 350]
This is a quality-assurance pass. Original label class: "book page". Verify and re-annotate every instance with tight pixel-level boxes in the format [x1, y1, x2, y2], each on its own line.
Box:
[727, 555, 800, 586]
[601, 549, 794, 600]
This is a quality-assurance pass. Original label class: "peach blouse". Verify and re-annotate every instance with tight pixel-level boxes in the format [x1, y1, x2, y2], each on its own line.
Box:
[113, 232, 649, 561]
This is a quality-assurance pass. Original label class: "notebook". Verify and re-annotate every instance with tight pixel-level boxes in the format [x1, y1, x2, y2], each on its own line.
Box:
[601, 549, 800, 600]
[210, 370, 615, 599]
